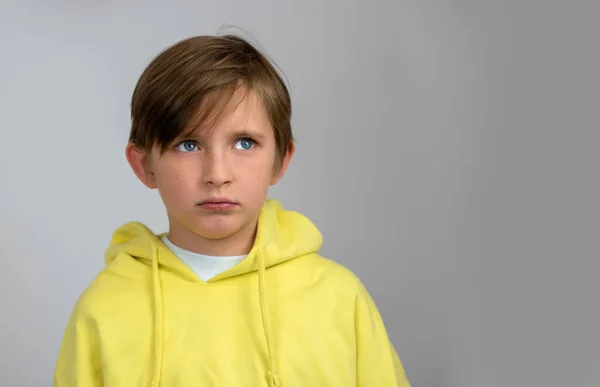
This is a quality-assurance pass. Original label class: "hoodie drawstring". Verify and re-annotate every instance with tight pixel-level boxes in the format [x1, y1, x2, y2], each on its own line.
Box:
[257, 247, 280, 387]
[151, 247, 164, 387]
[149, 245, 279, 387]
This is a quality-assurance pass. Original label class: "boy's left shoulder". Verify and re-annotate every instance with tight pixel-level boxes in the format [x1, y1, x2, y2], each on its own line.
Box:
[281, 252, 368, 294]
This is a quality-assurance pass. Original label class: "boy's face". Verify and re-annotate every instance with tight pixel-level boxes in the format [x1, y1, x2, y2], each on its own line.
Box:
[127, 90, 292, 255]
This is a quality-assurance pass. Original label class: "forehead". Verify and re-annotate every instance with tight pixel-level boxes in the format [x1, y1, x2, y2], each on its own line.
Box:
[186, 89, 273, 140]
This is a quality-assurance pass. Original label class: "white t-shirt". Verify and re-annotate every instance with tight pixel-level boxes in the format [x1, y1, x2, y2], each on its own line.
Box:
[161, 235, 246, 282]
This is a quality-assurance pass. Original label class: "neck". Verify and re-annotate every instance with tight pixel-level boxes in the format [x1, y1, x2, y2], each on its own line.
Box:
[166, 217, 257, 256]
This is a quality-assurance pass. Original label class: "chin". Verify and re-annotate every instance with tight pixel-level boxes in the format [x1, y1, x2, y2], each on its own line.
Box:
[193, 218, 241, 240]
[196, 229, 237, 240]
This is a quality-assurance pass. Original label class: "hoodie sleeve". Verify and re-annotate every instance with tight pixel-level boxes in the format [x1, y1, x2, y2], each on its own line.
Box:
[355, 283, 411, 387]
[53, 300, 103, 387]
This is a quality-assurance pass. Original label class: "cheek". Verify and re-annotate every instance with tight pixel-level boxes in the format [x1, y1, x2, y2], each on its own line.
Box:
[242, 157, 274, 182]
[235, 160, 273, 197]
[155, 164, 194, 198]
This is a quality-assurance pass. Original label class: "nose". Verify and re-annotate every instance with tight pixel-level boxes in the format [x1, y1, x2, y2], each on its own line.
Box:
[202, 150, 233, 187]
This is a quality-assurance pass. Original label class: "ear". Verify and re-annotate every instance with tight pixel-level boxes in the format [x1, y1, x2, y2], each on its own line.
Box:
[271, 141, 295, 185]
[126, 142, 158, 189]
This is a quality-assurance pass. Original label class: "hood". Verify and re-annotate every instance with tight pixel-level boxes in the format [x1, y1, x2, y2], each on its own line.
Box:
[102, 199, 323, 387]
[104, 199, 322, 281]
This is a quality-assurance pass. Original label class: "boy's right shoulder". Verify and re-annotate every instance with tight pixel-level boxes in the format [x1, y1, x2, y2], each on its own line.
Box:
[70, 253, 152, 320]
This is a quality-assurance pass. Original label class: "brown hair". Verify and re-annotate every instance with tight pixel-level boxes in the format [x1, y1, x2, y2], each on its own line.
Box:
[129, 35, 293, 166]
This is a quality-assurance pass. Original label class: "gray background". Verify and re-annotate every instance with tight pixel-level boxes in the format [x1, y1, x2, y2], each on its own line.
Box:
[1, 1, 598, 386]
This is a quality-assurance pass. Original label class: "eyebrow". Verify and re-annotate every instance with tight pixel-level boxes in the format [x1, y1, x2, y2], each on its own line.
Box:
[229, 129, 267, 141]
[185, 128, 266, 140]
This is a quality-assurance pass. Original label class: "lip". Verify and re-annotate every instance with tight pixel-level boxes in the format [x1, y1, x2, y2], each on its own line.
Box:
[198, 198, 238, 211]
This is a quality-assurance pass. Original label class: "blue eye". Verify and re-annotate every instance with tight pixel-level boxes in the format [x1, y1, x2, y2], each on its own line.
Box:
[176, 140, 198, 152]
[234, 138, 254, 151]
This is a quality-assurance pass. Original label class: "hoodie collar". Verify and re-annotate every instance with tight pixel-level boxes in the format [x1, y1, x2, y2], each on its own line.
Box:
[104, 199, 323, 282]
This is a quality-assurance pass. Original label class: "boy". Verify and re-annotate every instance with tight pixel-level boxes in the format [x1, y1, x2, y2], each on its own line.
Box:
[53, 34, 411, 387]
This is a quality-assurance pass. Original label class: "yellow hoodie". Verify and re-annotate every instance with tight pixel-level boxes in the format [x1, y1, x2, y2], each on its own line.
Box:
[53, 200, 411, 386]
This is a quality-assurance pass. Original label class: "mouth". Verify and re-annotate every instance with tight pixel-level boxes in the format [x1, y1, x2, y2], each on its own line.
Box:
[198, 198, 239, 211]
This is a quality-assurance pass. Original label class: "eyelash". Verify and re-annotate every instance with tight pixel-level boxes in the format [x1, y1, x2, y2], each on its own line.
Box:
[175, 137, 258, 152]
